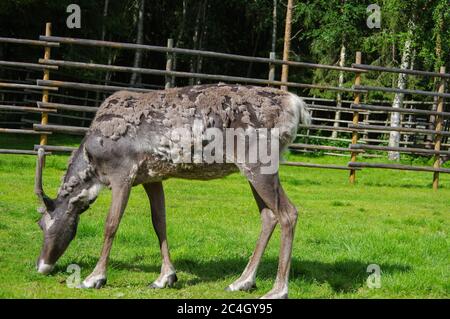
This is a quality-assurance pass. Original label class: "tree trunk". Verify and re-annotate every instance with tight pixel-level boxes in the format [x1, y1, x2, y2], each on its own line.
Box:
[428, 7, 444, 144]
[280, 0, 293, 91]
[101, 0, 109, 42]
[189, 2, 203, 86]
[99, 0, 110, 103]
[246, 29, 261, 78]
[196, 0, 209, 85]
[332, 43, 346, 138]
[403, 47, 416, 146]
[172, 0, 187, 87]
[388, 20, 415, 161]
[271, 0, 277, 53]
[130, 0, 145, 86]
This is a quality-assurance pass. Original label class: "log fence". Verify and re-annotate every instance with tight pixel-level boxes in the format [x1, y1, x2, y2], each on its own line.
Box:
[0, 23, 448, 188]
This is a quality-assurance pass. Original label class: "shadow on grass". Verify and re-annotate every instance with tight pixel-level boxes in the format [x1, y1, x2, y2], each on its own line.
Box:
[56, 256, 410, 293]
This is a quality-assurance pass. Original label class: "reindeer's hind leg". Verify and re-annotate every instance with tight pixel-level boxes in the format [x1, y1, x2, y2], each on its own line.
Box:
[143, 182, 177, 288]
[243, 170, 298, 299]
[226, 183, 277, 292]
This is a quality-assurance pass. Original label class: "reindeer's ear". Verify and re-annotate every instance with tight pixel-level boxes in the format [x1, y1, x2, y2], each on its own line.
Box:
[37, 197, 54, 214]
[43, 196, 55, 211]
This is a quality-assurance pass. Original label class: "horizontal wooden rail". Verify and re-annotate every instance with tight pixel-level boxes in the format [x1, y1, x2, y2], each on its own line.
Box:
[307, 104, 371, 114]
[352, 63, 450, 79]
[0, 60, 58, 71]
[0, 149, 51, 155]
[348, 162, 450, 173]
[0, 37, 59, 47]
[350, 144, 450, 156]
[350, 103, 450, 117]
[39, 59, 362, 93]
[312, 118, 355, 124]
[298, 124, 354, 132]
[283, 161, 362, 170]
[348, 124, 450, 136]
[297, 134, 450, 147]
[0, 82, 58, 91]
[40, 36, 365, 73]
[290, 143, 364, 153]
[37, 101, 99, 113]
[33, 123, 88, 135]
[33, 145, 76, 153]
[296, 134, 450, 147]
[0, 105, 56, 113]
[37, 79, 151, 93]
[354, 85, 450, 99]
[303, 96, 435, 105]
[0, 128, 51, 135]
[25, 92, 103, 104]
[0, 89, 30, 95]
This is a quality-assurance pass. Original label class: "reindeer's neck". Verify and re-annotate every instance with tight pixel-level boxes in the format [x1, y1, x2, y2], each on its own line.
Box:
[56, 145, 102, 213]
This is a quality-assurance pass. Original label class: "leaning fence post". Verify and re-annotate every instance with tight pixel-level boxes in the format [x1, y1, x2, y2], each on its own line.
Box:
[39, 22, 52, 147]
[268, 52, 276, 85]
[349, 51, 362, 184]
[165, 38, 174, 89]
[432, 66, 446, 190]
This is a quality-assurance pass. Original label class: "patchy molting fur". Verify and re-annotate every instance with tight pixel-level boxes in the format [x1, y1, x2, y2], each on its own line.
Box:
[86, 83, 310, 184]
[90, 83, 308, 141]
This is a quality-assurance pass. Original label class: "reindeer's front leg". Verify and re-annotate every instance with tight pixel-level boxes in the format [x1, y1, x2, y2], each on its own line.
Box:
[143, 182, 177, 288]
[80, 181, 131, 289]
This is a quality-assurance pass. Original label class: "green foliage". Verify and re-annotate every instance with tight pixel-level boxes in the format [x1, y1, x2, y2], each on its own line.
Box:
[0, 0, 448, 92]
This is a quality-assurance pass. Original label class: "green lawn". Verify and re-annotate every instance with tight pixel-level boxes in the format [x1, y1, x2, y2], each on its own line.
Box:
[0, 135, 449, 298]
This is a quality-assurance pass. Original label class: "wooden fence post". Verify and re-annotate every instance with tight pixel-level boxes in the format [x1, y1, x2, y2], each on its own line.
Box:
[165, 38, 174, 89]
[268, 52, 276, 84]
[432, 66, 446, 190]
[349, 51, 362, 184]
[39, 22, 52, 146]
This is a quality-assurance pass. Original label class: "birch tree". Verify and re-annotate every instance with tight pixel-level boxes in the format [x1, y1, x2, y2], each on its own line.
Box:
[332, 42, 346, 138]
[388, 18, 415, 161]
[130, 0, 145, 86]
[271, 0, 277, 54]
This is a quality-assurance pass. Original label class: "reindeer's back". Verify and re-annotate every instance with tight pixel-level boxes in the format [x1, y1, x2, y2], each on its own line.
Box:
[89, 83, 296, 141]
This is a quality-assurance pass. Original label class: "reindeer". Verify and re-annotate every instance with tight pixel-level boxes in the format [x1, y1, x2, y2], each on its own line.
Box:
[34, 83, 310, 299]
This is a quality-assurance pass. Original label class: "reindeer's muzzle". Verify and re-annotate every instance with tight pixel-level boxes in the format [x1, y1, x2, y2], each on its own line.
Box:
[36, 259, 54, 275]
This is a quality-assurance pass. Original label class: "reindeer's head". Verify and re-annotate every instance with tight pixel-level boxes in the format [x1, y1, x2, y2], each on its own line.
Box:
[34, 148, 100, 274]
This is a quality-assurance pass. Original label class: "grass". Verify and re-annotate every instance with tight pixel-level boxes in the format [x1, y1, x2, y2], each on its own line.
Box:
[0, 134, 449, 298]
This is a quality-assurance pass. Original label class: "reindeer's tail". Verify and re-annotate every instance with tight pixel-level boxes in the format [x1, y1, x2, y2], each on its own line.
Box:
[289, 93, 311, 126]
[278, 93, 312, 149]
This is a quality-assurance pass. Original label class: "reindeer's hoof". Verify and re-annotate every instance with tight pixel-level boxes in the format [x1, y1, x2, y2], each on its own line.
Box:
[260, 290, 288, 299]
[225, 280, 256, 292]
[93, 278, 107, 289]
[78, 276, 107, 289]
[149, 273, 178, 289]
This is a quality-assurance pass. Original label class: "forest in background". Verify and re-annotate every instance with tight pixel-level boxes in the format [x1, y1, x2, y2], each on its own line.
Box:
[0, 0, 449, 101]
